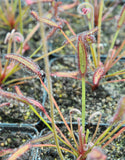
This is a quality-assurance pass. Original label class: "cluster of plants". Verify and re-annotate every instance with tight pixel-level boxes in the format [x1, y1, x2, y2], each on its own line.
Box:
[0, 0, 125, 159]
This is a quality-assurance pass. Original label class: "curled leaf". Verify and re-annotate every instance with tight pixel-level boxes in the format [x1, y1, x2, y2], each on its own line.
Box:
[93, 67, 104, 87]
[63, 27, 98, 45]
[69, 108, 81, 115]
[88, 111, 102, 123]
[77, 2, 92, 15]
[81, 8, 91, 15]
[84, 34, 96, 45]
[4, 29, 24, 44]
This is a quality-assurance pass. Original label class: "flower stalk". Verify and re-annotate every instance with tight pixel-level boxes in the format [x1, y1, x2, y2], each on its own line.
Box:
[37, 1, 64, 159]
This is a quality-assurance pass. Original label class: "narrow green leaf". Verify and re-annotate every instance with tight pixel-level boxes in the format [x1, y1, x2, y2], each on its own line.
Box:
[0, 7, 10, 25]
[102, 127, 125, 149]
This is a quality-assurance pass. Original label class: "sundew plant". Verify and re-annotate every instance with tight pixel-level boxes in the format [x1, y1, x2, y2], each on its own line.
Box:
[0, 0, 125, 160]
[49, 1, 125, 90]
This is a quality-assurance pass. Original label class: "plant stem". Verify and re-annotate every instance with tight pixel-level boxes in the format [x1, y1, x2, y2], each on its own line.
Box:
[30, 45, 42, 58]
[3, 39, 13, 76]
[97, 0, 104, 65]
[85, 129, 89, 143]
[37, 2, 64, 159]
[102, 127, 125, 148]
[82, 76, 86, 133]
[90, 44, 97, 68]
[2, 64, 20, 83]
[19, 0, 23, 54]
[98, 120, 125, 146]
[19, 0, 23, 34]
[34, 44, 66, 62]
[110, 28, 120, 49]
[84, 1, 94, 29]
[39, 77, 78, 153]
[29, 104, 53, 131]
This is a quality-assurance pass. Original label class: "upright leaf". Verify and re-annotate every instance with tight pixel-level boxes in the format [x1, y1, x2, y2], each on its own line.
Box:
[77, 35, 87, 77]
